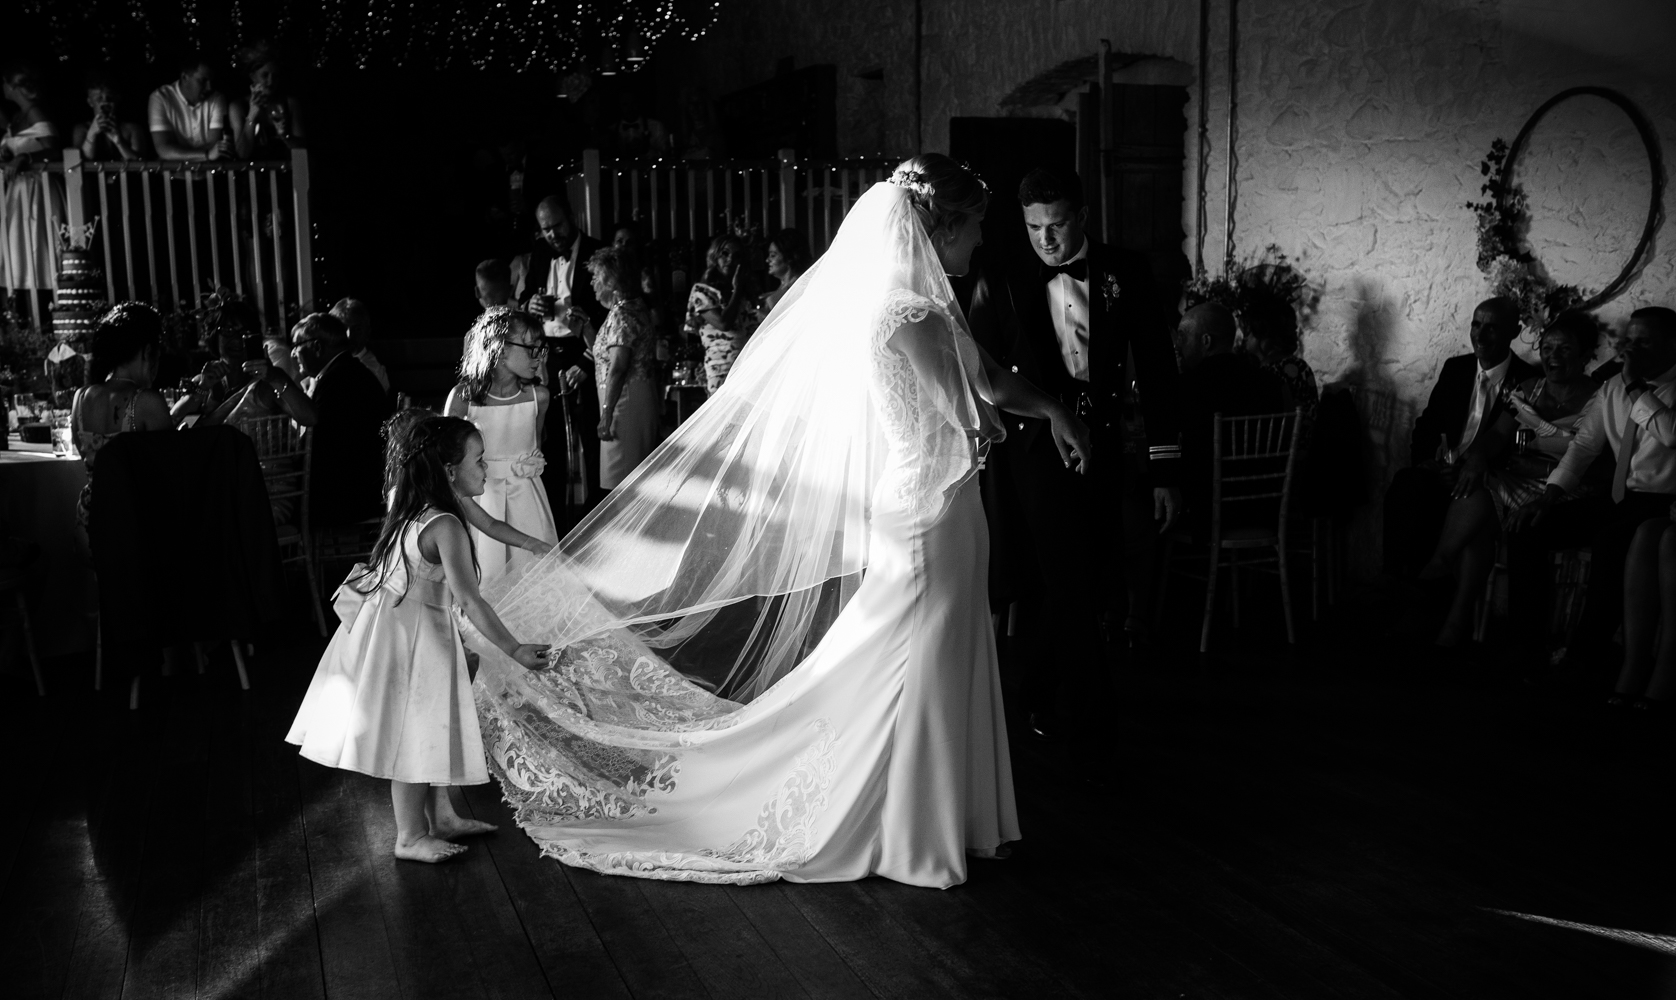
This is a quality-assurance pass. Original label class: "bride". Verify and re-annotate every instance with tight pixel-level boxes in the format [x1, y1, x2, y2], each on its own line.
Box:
[466, 154, 1092, 888]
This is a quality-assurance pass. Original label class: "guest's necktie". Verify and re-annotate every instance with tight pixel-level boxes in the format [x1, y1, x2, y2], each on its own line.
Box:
[1612, 382, 1651, 503]
[1040, 259, 1088, 282]
[1458, 369, 1493, 455]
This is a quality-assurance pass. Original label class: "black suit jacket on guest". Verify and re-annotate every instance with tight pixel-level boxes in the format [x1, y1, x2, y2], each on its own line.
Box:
[967, 239, 1183, 484]
[1410, 352, 1540, 467]
[309, 351, 395, 528]
[519, 233, 610, 330]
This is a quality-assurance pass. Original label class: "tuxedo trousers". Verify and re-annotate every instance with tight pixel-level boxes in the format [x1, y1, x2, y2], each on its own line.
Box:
[994, 426, 1124, 741]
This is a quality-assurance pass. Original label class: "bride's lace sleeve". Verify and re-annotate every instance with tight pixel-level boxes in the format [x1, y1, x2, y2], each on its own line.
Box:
[871, 289, 987, 518]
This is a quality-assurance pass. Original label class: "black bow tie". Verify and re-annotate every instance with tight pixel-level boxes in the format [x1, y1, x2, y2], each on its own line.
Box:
[553, 247, 572, 262]
[1041, 259, 1088, 282]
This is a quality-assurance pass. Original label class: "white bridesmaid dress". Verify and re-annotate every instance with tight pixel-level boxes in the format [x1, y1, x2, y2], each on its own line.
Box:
[287, 509, 488, 786]
[467, 393, 559, 582]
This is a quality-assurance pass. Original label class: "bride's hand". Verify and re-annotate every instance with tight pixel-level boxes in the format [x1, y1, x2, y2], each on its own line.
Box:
[512, 644, 552, 671]
[1048, 405, 1093, 475]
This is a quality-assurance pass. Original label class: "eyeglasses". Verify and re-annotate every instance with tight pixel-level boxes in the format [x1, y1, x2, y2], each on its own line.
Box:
[507, 340, 549, 357]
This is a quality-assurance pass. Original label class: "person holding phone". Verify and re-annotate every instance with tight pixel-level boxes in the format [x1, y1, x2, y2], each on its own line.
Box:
[173, 300, 316, 429]
[71, 74, 149, 162]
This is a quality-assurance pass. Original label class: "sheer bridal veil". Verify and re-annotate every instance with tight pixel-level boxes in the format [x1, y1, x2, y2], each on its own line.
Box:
[475, 180, 999, 709]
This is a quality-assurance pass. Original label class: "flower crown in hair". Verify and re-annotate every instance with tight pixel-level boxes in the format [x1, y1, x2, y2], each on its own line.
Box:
[888, 167, 935, 201]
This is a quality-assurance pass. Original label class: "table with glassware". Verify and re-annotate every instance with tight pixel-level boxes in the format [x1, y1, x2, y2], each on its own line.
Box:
[0, 439, 96, 660]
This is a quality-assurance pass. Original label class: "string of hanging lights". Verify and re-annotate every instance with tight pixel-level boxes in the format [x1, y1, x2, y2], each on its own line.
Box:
[15, 0, 723, 74]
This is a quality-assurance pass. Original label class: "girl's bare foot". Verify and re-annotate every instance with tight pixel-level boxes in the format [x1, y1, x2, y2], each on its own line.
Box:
[394, 835, 468, 863]
[431, 816, 499, 840]
[967, 844, 1013, 860]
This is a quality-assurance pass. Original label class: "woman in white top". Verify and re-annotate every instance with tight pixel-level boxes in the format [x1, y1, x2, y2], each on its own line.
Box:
[0, 65, 63, 297]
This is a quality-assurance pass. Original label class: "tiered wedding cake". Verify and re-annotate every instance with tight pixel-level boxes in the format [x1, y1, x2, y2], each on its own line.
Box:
[52, 224, 106, 346]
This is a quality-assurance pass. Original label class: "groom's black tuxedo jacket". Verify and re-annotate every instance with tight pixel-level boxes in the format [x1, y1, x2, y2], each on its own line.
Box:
[967, 239, 1183, 487]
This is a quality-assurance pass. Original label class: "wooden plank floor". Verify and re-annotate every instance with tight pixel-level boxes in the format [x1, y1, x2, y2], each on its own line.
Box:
[4, 586, 1676, 999]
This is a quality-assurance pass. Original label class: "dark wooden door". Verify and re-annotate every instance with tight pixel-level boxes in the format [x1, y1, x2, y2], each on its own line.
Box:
[1080, 82, 1191, 287]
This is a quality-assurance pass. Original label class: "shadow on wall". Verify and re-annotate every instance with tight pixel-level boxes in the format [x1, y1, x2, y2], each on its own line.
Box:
[1331, 276, 1414, 580]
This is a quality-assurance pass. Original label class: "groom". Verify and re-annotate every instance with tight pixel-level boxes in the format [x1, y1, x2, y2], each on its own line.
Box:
[968, 166, 1183, 742]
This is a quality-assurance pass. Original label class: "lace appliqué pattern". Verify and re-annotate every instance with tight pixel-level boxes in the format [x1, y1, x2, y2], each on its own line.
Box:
[871, 290, 938, 515]
[527, 718, 839, 886]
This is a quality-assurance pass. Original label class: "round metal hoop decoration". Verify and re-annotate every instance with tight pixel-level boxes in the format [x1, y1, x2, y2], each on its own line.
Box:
[1505, 86, 1666, 310]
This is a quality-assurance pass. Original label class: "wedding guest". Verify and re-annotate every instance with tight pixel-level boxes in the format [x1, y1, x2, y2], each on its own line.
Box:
[1175, 302, 1288, 514]
[759, 227, 812, 317]
[516, 195, 607, 512]
[967, 164, 1182, 738]
[70, 303, 175, 524]
[285, 413, 548, 864]
[147, 54, 230, 162]
[1, 64, 62, 304]
[445, 309, 558, 580]
[589, 246, 660, 488]
[1613, 500, 1676, 710]
[1383, 298, 1535, 579]
[1242, 298, 1318, 419]
[611, 220, 666, 317]
[475, 258, 513, 311]
[1419, 310, 1601, 648]
[677, 93, 724, 159]
[517, 195, 608, 337]
[689, 234, 755, 393]
[329, 298, 391, 394]
[71, 73, 149, 161]
[177, 300, 316, 429]
[227, 41, 305, 160]
[1512, 307, 1676, 673]
[293, 312, 394, 527]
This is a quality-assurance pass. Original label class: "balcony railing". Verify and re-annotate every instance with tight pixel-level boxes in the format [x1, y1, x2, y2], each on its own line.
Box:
[568, 149, 902, 253]
[1, 148, 315, 334]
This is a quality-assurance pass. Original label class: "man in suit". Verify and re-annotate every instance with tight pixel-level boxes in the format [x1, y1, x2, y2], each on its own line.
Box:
[967, 166, 1183, 743]
[1384, 297, 1535, 578]
[516, 195, 609, 518]
[293, 311, 393, 528]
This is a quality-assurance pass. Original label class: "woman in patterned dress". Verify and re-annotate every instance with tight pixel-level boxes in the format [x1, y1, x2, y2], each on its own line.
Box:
[588, 246, 661, 489]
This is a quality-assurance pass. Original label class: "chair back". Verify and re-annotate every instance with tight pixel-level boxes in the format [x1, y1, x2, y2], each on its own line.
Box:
[1210, 408, 1304, 536]
[236, 414, 310, 537]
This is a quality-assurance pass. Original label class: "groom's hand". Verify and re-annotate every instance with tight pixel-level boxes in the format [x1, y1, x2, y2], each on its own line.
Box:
[1049, 407, 1093, 475]
[1153, 487, 1183, 533]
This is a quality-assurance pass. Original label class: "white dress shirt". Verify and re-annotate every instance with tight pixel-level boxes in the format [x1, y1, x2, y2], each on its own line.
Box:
[542, 233, 583, 338]
[1046, 241, 1091, 382]
[146, 82, 227, 147]
[1548, 362, 1676, 495]
[1454, 354, 1514, 459]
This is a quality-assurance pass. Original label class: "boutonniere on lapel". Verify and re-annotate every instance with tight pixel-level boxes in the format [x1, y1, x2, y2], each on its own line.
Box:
[1101, 273, 1122, 310]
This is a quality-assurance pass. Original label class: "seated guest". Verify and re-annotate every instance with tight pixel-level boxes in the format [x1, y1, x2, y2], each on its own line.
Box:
[475, 258, 513, 311]
[1419, 310, 1601, 647]
[1241, 298, 1318, 419]
[70, 303, 176, 524]
[759, 227, 812, 318]
[1383, 297, 1534, 579]
[71, 73, 149, 161]
[293, 312, 394, 527]
[227, 41, 304, 160]
[1174, 302, 1287, 516]
[173, 300, 316, 429]
[148, 53, 229, 162]
[1511, 307, 1676, 673]
[329, 298, 391, 394]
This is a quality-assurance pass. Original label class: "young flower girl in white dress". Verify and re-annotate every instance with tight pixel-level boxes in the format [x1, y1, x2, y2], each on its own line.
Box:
[445, 308, 560, 583]
[286, 413, 551, 863]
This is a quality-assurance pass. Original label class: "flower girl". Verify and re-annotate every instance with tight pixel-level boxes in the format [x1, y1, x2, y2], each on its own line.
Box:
[286, 413, 550, 863]
[445, 308, 559, 582]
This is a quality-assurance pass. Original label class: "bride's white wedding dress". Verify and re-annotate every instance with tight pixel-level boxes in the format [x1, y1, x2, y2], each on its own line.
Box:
[465, 183, 1018, 888]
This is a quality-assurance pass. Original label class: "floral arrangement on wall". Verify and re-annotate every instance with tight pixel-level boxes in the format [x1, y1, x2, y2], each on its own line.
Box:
[1183, 243, 1320, 330]
[1465, 138, 1588, 334]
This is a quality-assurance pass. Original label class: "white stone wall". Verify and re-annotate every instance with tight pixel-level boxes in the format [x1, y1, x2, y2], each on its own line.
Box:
[690, 0, 1676, 577]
